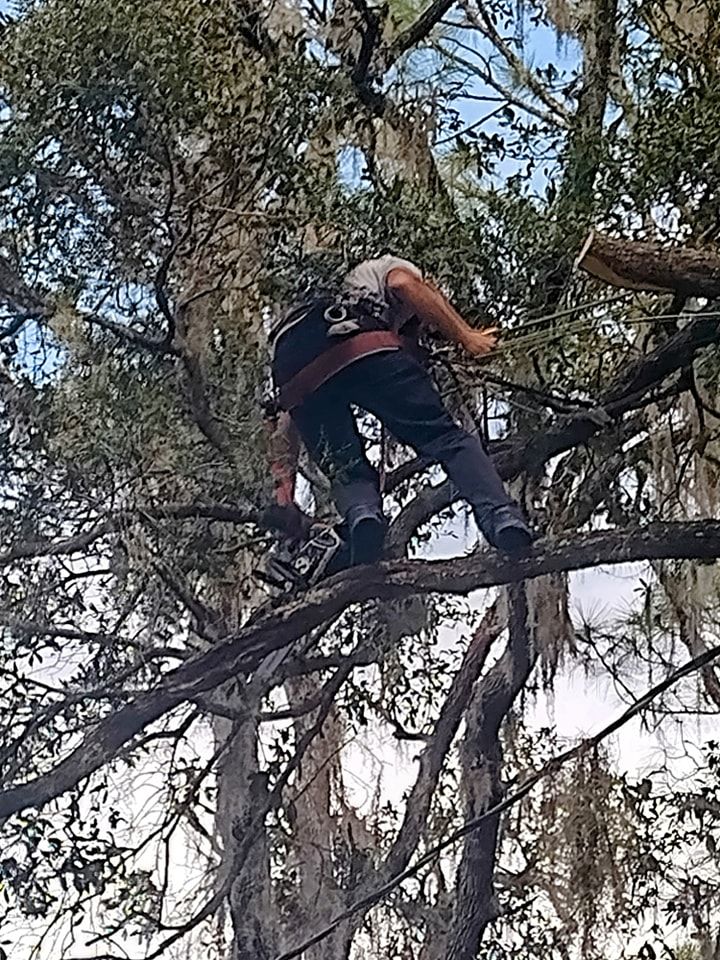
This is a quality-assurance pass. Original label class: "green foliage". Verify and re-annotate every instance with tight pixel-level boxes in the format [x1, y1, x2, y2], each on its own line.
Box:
[1, 0, 720, 957]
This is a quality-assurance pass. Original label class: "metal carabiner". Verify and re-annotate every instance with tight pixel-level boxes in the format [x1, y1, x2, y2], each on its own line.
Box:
[324, 304, 347, 325]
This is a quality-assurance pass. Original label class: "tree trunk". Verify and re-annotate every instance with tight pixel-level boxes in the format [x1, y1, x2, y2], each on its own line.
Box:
[214, 689, 279, 960]
[445, 584, 537, 960]
[282, 674, 363, 960]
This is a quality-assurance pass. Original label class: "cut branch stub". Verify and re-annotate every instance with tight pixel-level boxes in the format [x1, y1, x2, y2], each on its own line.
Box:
[576, 230, 720, 297]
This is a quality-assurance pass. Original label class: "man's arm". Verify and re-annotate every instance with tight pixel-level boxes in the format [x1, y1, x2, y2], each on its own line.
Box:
[386, 267, 498, 357]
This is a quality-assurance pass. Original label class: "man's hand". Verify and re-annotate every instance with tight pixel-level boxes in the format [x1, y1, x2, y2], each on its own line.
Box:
[461, 327, 499, 357]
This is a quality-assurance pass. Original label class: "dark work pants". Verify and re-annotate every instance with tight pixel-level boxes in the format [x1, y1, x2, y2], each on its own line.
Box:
[290, 350, 514, 527]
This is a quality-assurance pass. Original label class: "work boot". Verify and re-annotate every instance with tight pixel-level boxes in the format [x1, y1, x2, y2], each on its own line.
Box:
[478, 505, 535, 556]
[346, 503, 387, 566]
[324, 506, 387, 576]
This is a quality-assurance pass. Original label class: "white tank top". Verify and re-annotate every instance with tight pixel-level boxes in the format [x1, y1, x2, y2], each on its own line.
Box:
[342, 255, 423, 328]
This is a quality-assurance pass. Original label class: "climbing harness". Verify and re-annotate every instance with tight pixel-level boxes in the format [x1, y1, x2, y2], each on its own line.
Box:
[271, 291, 414, 412]
[278, 330, 409, 411]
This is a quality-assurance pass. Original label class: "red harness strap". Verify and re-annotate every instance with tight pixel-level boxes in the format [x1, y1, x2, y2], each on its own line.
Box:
[278, 331, 407, 411]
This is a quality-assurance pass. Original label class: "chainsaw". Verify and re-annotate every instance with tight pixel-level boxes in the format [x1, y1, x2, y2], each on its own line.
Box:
[254, 522, 345, 592]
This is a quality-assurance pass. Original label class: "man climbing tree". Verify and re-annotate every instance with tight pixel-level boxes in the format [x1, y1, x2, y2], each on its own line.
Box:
[270, 253, 534, 570]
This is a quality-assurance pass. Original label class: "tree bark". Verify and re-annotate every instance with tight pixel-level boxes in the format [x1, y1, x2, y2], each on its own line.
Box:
[445, 584, 536, 960]
[213, 690, 279, 960]
[576, 230, 720, 297]
[282, 674, 357, 960]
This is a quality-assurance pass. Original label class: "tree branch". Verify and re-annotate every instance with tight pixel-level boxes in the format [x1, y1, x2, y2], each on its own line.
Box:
[2, 521, 720, 820]
[435, 43, 564, 127]
[0, 501, 261, 568]
[383, 600, 502, 878]
[82, 312, 179, 356]
[577, 230, 720, 298]
[447, 583, 534, 960]
[388, 0, 457, 60]
[0, 253, 177, 355]
[0, 254, 50, 316]
[461, 1, 571, 123]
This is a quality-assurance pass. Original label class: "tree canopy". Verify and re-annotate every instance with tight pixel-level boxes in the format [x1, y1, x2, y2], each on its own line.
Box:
[1, 0, 720, 958]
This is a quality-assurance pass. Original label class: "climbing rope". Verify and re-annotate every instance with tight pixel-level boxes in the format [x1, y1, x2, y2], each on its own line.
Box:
[490, 307, 720, 359]
[435, 297, 720, 414]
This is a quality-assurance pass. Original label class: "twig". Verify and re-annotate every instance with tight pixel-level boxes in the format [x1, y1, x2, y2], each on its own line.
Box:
[389, 0, 457, 60]
[461, 0, 570, 122]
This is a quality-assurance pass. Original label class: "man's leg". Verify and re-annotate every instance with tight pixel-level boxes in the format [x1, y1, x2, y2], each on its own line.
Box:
[290, 386, 386, 564]
[340, 351, 533, 552]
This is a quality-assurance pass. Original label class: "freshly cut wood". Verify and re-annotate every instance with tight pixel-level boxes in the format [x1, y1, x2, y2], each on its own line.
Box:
[576, 230, 720, 297]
